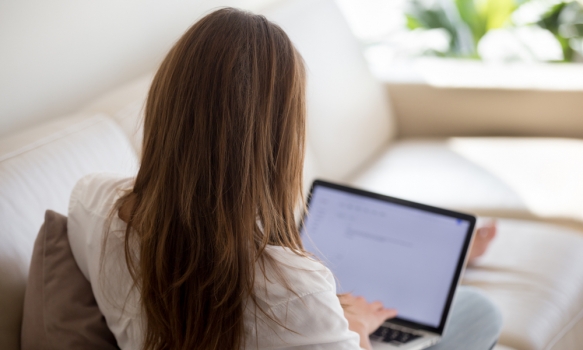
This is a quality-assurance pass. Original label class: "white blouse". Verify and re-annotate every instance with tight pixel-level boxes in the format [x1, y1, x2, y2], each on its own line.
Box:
[67, 173, 363, 349]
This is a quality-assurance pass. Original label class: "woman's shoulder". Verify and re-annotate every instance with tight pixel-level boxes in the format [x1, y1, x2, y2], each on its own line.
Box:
[67, 173, 133, 279]
[254, 246, 336, 307]
[67, 173, 143, 349]
[69, 173, 134, 219]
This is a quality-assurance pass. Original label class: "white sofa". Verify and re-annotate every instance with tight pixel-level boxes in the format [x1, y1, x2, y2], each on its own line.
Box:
[2, 0, 583, 349]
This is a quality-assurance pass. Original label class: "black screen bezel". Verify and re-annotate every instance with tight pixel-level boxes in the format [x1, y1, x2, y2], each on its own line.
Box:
[300, 179, 476, 335]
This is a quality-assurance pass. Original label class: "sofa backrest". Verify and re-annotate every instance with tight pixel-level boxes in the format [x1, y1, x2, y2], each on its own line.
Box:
[264, 0, 396, 182]
[0, 114, 138, 350]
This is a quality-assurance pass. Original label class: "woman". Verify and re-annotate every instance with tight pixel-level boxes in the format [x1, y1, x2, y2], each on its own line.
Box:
[68, 8, 501, 350]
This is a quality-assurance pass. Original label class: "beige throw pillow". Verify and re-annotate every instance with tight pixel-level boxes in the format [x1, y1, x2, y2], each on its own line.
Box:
[21, 210, 119, 349]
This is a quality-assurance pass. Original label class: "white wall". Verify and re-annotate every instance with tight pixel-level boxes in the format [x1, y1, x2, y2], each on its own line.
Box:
[0, 0, 279, 138]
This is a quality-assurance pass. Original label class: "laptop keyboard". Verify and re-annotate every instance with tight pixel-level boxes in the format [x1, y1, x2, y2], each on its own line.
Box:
[370, 324, 421, 345]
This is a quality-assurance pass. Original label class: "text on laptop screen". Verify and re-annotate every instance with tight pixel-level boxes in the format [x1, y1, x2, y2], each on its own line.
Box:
[301, 185, 470, 328]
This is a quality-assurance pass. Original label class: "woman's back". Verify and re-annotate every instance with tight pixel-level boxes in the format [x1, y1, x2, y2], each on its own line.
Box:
[68, 173, 362, 349]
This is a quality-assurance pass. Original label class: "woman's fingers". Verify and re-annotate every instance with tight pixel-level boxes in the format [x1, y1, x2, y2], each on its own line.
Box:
[339, 293, 398, 336]
[369, 307, 398, 333]
[371, 302, 397, 323]
[375, 307, 397, 324]
[380, 308, 398, 320]
[370, 301, 384, 310]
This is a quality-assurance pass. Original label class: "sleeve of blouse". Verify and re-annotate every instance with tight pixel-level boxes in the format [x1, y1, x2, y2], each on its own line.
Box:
[67, 174, 94, 280]
[250, 257, 364, 350]
[67, 174, 144, 350]
[271, 289, 365, 349]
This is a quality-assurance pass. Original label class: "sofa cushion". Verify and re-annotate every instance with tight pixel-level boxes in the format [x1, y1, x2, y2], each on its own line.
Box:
[81, 74, 153, 154]
[21, 210, 118, 350]
[0, 113, 138, 350]
[463, 218, 583, 349]
[352, 138, 583, 229]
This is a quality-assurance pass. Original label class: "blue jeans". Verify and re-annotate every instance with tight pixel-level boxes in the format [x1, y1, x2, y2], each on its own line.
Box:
[427, 286, 503, 350]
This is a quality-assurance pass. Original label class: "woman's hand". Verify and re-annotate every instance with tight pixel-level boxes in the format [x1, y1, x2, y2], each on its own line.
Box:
[338, 293, 397, 350]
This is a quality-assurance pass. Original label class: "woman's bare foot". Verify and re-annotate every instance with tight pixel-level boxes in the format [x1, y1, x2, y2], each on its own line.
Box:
[468, 220, 497, 263]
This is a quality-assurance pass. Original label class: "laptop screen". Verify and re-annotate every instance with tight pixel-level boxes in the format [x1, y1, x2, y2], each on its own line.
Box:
[301, 180, 475, 333]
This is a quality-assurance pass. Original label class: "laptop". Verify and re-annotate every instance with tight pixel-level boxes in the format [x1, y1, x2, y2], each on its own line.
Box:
[300, 180, 476, 349]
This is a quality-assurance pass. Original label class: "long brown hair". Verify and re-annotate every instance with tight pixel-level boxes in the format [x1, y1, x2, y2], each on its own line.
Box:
[115, 8, 307, 350]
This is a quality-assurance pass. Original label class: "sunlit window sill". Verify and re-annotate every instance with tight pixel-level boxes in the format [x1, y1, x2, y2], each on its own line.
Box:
[368, 57, 583, 91]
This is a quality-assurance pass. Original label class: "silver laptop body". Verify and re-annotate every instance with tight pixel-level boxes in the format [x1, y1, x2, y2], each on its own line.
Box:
[300, 180, 476, 349]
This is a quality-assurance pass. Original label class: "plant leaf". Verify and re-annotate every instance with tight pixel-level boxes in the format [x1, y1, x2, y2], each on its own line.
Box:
[455, 0, 486, 42]
[482, 0, 517, 30]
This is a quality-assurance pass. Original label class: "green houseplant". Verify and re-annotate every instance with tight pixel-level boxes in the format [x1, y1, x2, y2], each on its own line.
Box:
[405, 0, 583, 61]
